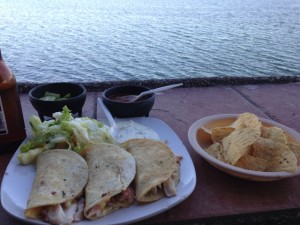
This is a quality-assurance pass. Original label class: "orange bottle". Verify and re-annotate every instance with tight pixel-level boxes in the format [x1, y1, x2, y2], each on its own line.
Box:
[0, 49, 26, 148]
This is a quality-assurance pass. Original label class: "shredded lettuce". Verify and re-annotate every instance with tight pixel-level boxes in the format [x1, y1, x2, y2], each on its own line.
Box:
[18, 147, 45, 165]
[18, 106, 113, 164]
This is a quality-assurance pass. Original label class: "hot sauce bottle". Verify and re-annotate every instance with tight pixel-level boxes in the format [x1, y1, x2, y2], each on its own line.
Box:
[0, 49, 26, 148]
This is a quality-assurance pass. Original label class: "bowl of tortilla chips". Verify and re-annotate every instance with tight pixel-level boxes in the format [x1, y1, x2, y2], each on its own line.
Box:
[188, 112, 300, 181]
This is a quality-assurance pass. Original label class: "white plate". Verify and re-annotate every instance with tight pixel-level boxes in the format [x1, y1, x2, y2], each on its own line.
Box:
[188, 114, 300, 182]
[1, 117, 196, 225]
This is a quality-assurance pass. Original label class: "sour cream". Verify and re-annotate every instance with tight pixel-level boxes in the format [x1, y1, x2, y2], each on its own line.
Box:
[115, 120, 160, 143]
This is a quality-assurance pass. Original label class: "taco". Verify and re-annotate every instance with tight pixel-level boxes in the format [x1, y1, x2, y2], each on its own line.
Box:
[84, 143, 136, 220]
[25, 149, 89, 224]
[123, 139, 181, 203]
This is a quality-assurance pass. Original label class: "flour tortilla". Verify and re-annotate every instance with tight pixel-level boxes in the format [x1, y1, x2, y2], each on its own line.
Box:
[84, 143, 136, 220]
[123, 139, 180, 203]
[25, 149, 89, 219]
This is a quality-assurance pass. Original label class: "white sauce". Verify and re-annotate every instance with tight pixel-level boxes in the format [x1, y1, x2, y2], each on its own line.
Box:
[115, 120, 160, 143]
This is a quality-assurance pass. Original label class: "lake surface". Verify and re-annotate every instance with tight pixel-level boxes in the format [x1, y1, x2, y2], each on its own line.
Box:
[1, 0, 300, 83]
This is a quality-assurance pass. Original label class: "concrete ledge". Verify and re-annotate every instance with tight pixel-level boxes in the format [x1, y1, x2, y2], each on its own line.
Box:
[17, 75, 300, 93]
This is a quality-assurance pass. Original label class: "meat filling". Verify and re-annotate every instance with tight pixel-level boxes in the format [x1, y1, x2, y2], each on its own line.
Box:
[42, 198, 84, 225]
[86, 187, 134, 218]
[150, 154, 183, 197]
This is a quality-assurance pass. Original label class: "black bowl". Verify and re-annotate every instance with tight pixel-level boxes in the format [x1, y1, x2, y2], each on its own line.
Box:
[102, 85, 155, 118]
[29, 83, 86, 121]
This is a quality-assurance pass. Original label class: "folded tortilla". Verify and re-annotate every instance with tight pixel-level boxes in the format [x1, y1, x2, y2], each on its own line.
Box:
[84, 143, 136, 220]
[25, 149, 89, 224]
[123, 139, 181, 203]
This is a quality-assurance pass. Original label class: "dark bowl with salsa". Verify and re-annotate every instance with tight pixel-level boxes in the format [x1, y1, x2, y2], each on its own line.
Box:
[102, 85, 155, 118]
[29, 82, 86, 121]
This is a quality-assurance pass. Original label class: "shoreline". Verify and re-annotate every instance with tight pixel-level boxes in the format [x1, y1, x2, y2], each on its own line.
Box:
[17, 75, 300, 93]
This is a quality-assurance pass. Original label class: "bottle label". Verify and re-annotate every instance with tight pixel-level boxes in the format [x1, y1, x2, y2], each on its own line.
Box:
[0, 96, 8, 135]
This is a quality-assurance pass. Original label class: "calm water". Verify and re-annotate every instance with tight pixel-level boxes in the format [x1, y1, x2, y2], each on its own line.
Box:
[1, 0, 300, 83]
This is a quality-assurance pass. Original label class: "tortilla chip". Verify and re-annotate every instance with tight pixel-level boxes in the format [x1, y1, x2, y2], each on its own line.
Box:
[261, 126, 287, 145]
[201, 126, 212, 135]
[205, 142, 226, 162]
[203, 112, 300, 173]
[211, 127, 235, 143]
[222, 128, 260, 165]
[197, 127, 213, 149]
[253, 137, 297, 172]
[288, 142, 300, 159]
[235, 155, 269, 171]
[231, 112, 262, 134]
